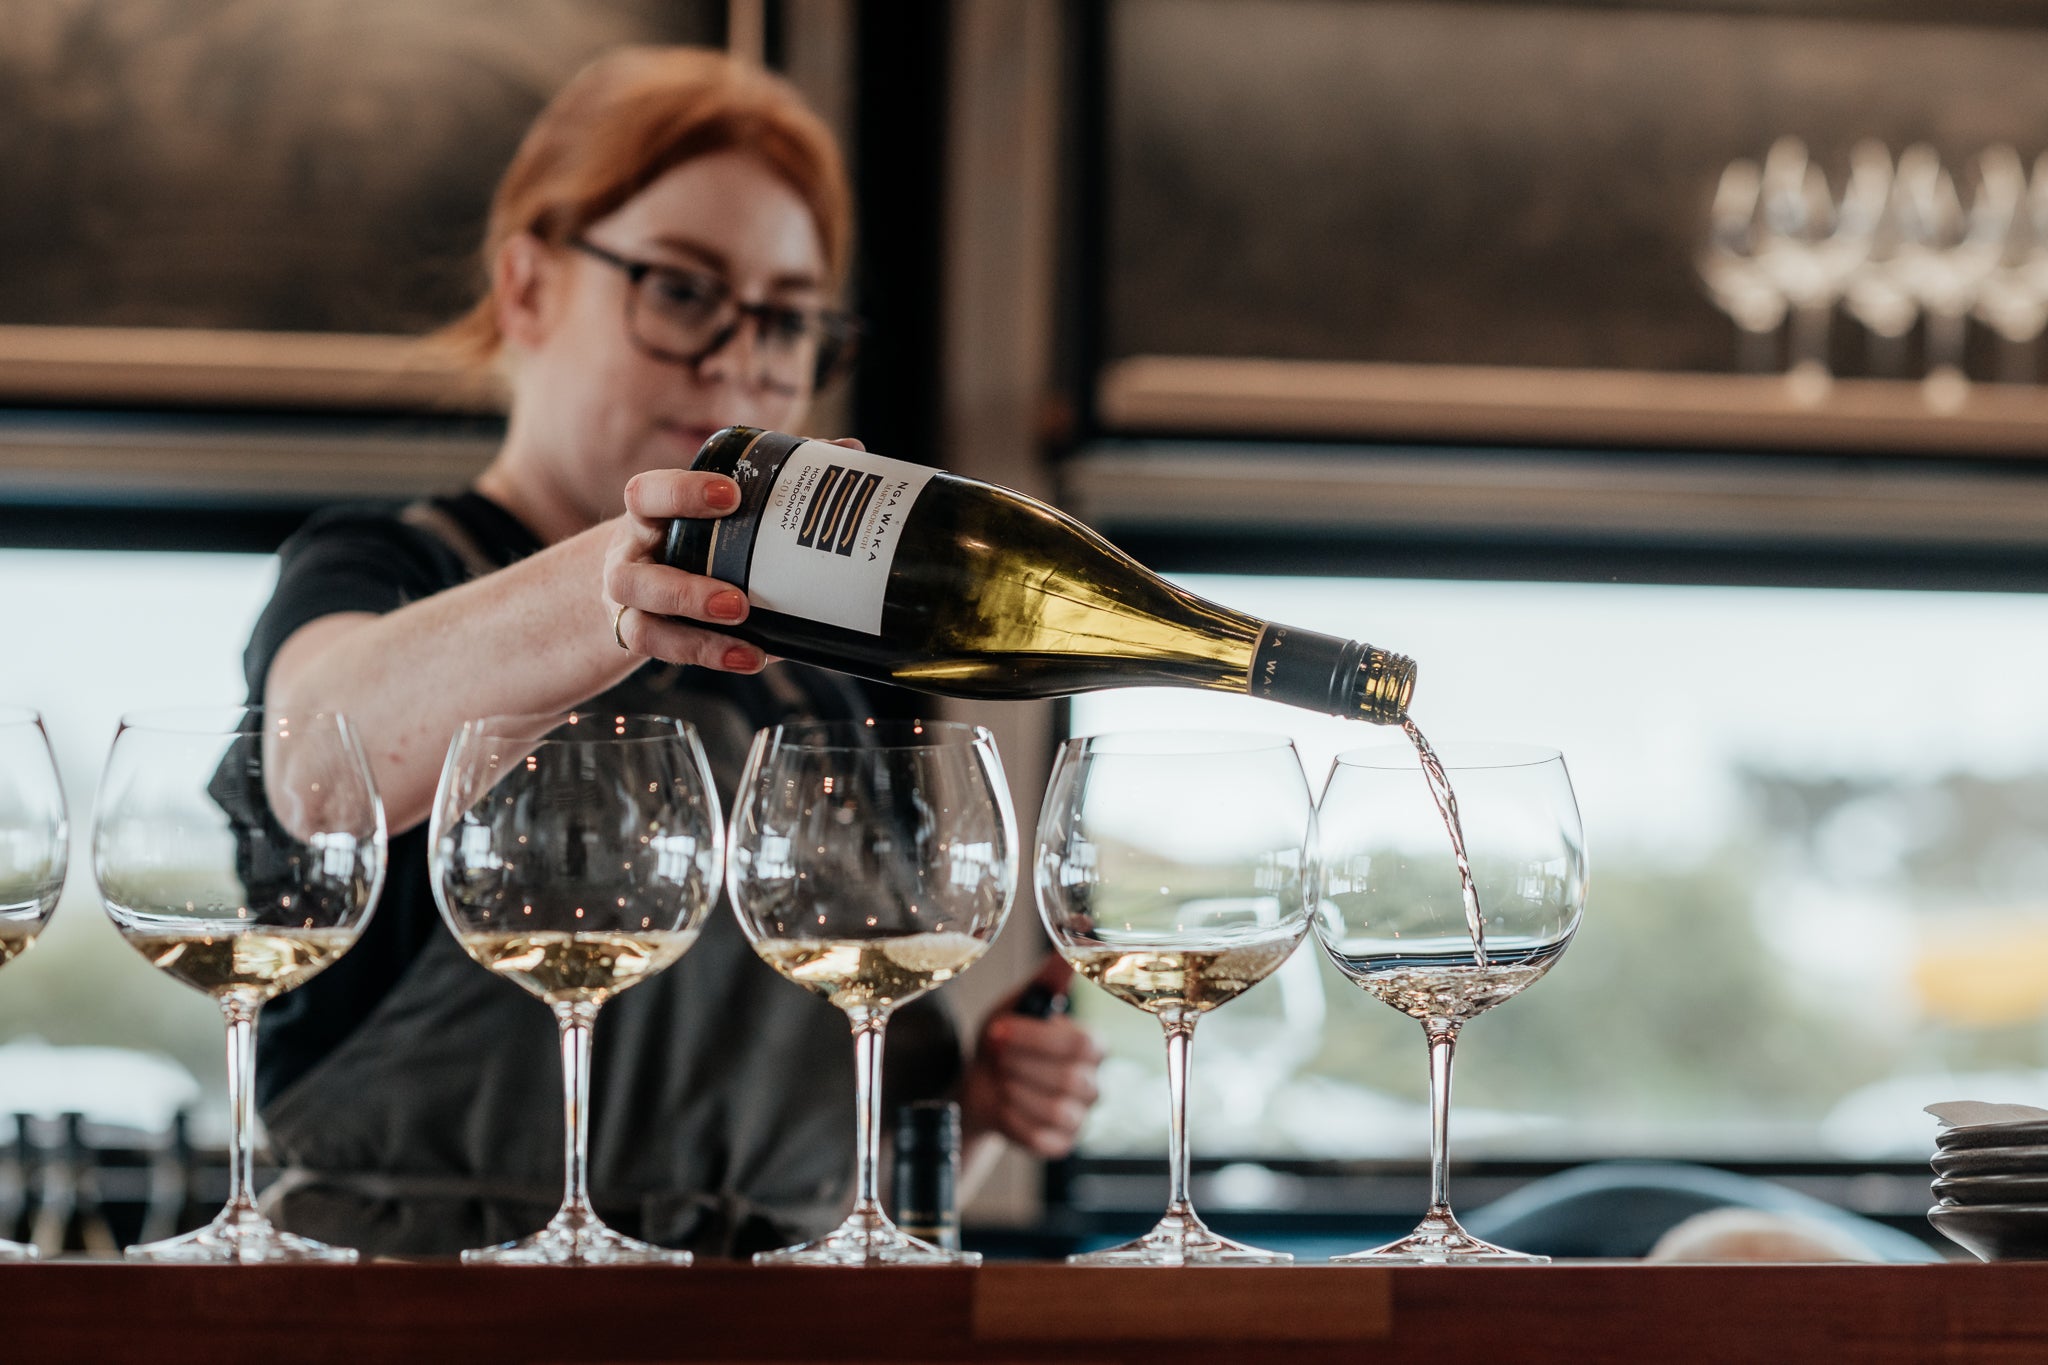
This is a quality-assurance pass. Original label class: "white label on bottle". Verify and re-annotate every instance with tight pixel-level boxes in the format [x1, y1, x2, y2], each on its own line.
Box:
[747, 441, 938, 635]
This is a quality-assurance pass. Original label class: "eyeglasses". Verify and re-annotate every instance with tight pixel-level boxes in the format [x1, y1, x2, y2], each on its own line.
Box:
[569, 238, 861, 393]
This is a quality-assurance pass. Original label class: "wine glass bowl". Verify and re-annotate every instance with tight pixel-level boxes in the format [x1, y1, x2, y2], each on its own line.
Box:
[728, 718, 1016, 1267]
[430, 711, 723, 1265]
[1316, 740, 1586, 1264]
[0, 707, 67, 1263]
[1036, 730, 1315, 1266]
[92, 707, 385, 1263]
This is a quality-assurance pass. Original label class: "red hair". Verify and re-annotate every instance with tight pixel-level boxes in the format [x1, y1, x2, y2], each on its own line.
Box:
[437, 46, 850, 362]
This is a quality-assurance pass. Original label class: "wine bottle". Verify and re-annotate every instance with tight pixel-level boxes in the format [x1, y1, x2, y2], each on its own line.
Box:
[892, 1100, 961, 1252]
[662, 428, 1415, 721]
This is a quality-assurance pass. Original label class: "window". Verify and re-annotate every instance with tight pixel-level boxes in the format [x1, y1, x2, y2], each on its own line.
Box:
[0, 549, 279, 1133]
[1069, 571, 2048, 1164]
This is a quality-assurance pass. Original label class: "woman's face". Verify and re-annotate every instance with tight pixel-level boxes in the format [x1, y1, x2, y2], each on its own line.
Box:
[512, 149, 830, 524]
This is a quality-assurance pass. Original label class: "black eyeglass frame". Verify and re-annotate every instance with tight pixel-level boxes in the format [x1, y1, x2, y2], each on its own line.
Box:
[568, 237, 862, 391]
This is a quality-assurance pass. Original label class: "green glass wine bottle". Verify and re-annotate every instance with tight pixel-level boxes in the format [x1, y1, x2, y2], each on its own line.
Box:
[662, 427, 1414, 721]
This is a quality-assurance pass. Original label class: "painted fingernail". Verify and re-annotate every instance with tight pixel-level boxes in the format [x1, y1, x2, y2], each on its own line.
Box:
[704, 478, 740, 511]
[708, 590, 747, 621]
[722, 646, 762, 671]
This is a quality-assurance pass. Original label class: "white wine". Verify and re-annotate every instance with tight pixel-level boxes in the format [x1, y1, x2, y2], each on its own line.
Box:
[123, 926, 356, 1001]
[1067, 939, 1298, 1017]
[664, 428, 1415, 721]
[1324, 942, 1570, 1024]
[1403, 718, 1488, 965]
[753, 931, 987, 1013]
[0, 921, 38, 969]
[459, 929, 699, 1005]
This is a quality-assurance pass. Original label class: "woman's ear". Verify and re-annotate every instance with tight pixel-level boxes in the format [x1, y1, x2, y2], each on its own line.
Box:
[493, 234, 560, 352]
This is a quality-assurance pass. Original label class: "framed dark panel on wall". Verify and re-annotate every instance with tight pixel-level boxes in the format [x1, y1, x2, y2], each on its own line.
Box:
[1086, 0, 2048, 454]
[0, 0, 723, 410]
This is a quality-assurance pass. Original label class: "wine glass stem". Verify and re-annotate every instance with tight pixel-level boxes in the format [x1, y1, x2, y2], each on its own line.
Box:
[1425, 1021, 1460, 1215]
[850, 1011, 890, 1219]
[1929, 310, 1966, 374]
[1162, 1015, 1197, 1217]
[554, 1002, 601, 1217]
[221, 995, 261, 1215]
[1791, 301, 1831, 374]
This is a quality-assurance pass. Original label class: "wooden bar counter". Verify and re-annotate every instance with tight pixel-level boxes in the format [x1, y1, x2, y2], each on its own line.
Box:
[6, 1260, 2042, 1364]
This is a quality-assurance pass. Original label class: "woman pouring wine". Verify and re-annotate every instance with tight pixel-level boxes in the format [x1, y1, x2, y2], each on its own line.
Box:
[246, 45, 1100, 1259]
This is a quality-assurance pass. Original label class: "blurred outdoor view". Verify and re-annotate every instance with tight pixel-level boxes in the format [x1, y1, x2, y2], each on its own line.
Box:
[8, 553, 2048, 1168]
[0, 549, 278, 1139]
[1072, 573, 2048, 1164]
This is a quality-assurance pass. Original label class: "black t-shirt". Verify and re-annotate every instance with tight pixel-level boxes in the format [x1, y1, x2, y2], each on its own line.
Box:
[239, 492, 962, 1255]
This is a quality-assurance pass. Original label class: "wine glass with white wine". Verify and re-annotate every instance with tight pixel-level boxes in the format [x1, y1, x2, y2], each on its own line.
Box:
[1315, 741, 1586, 1263]
[1036, 730, 1315, 1266]
[92, 707, 385, 1263]
[728, 719, 1016, 1266]
[430, 711, 723, 1265]
[0, 707, 67, 1262]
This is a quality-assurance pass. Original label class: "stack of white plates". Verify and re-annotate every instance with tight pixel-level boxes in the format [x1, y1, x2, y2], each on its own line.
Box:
[1929, 1119, 2048, 1260]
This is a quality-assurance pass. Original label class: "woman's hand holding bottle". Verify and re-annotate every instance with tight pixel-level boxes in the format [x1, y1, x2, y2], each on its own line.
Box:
[605, 437, 869, 673]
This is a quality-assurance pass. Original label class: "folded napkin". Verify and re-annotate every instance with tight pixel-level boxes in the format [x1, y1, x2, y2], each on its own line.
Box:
[1926, 1101, 2048, 1129]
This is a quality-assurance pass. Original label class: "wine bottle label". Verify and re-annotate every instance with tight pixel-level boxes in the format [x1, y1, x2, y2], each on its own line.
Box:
[743, 440, 938, 634]
[1250, 624, 1362, 715]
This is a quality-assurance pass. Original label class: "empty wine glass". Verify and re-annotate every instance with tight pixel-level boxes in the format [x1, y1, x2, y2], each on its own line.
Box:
[1037, 730, 1314, 1266]
[1970, 145, 2047, 384]
[430, 711, 723, 1265]
[1842, 141, 1920, 377]
[1753, 137, 1879, 401]
[1892, 144, 2014, 410]
[1697, 157, 1788, 373]
[0, 707, 66, 1263]
[729, 719, 1015, 1266]
[93, 707, 385, 1263]
[1316, 742, 1586, 1264]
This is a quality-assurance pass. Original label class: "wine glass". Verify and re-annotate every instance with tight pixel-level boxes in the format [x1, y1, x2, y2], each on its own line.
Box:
[430, 711, 723, 1266]
[1697, 156, 1788, 374]
[1752, 137, 1876, 401]
[728, 719, 1016, 1266]
[1891, 144, 2012, 410]
[1036, 730, 1315, 1266]
[1315, 741, 1586, 1264]
[0, 708, 67, 1262]
[92, 707, 385, 1263]
[1969, 145, 2046, 384]
[1842, 141, 1921, 377]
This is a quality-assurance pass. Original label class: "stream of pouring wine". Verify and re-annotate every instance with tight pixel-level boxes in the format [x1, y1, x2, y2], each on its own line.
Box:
[1402, 718, 1487, 968]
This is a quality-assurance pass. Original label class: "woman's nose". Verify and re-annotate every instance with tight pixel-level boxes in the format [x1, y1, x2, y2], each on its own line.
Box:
[691, 314, 765, 389]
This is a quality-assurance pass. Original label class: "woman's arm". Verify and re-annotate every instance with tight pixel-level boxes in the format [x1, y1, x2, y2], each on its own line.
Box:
[267, 474, 755, 836]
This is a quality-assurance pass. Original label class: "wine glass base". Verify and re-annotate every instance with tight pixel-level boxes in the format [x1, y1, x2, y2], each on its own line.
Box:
[1330, 1209, 1548, 1265]
[0, 1238, 37, 1262]
[127, 1204, 358, 1265]
[753, 1210, 978, 1267]
[1068, 1210, 1292, 1267]
[462, 1207, 691, 1266]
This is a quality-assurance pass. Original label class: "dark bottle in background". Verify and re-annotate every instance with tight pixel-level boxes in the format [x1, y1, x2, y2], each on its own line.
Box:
[893, 1100, 962, 1253]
